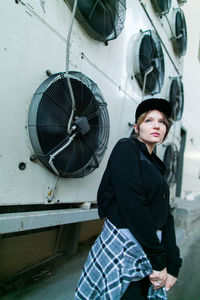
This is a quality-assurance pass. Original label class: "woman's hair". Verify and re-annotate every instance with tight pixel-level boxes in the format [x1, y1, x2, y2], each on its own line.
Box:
[133, 110, 173, 143]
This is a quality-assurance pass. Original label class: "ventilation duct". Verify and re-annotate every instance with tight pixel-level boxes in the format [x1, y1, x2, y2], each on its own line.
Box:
[66, 0, 126, 42]
[133, 30, 165, 95]
[172, 8, 187, 56]
[151, 0, 172, 16]
[168, 77, 184, 121]
[163, 143, 178, 187]
[28, 72, 110, 178]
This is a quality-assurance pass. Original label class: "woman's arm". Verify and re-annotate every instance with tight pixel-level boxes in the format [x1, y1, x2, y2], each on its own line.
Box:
[161, 212, 182, 277]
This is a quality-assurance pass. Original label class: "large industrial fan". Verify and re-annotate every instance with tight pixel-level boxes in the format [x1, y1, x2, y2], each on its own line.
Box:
[133, 30, 165, 95]
[151, 0, 172, 16]
[66, 0, 126, 42]
[171, 8, 187, 56]
[163, 143, 179, 187]
[28, 72, 110, 178]
[168, 77, 184, 120]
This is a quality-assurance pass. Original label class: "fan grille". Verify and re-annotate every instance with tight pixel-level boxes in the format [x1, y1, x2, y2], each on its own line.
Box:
[163, 144, 178, 187]
[169, 78, 184, 121]
[134, 31, 165, 95]
[151, 0, 172, 15]
[28, 72, 110, 178]
[66, 0, 126, 42]
[173, 9, 187, 56]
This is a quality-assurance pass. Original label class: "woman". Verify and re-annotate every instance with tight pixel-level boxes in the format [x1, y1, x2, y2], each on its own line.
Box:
[75, 98, 182, 300]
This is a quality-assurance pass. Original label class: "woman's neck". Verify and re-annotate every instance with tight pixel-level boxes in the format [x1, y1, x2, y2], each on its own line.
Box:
[137, 138, 154, 154]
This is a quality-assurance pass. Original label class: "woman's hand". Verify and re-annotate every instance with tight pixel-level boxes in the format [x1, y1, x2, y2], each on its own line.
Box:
[149, 268, 167, 289]
[165, 274, 177, 291]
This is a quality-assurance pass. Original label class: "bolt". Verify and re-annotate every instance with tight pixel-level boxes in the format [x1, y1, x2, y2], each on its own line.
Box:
[46, 69, 52, 76]
[19, 162, 26, 170]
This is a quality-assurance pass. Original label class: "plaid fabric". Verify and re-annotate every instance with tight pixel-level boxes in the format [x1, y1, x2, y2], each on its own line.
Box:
[75, 219, 167, 300]
[148, 285, 167, 299]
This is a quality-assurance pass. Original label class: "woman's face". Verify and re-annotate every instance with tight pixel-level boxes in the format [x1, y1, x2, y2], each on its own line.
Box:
[134, 110, 167, 146]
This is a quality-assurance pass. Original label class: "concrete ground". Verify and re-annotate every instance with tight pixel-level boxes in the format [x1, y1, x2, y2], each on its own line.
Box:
[168, 223, 200, 300]
[1, 241, 92, 300]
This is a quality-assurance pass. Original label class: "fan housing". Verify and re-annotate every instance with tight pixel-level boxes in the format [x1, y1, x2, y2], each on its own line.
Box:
[163, 143, 178, 187]
[172, 8, 187, 56]
[133, 30, 165, 95]
[66, 0, 126, 42]
[28, 72, 110, 178]
[168, 77, 184, 120]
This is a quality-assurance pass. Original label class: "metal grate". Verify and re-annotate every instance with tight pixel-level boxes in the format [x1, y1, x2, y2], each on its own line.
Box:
[28, 72, 110, 178]
[66, 0, 126, 42]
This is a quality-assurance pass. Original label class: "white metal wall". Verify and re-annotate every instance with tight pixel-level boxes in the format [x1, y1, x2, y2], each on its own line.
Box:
[0, 0, 189, 206]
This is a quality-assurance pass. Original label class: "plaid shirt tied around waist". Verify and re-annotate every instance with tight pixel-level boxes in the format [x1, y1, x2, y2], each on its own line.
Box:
[75, 219, 167, 300]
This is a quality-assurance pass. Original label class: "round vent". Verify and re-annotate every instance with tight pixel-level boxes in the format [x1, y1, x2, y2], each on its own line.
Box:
[163, 143, 178, 187]
[66, 0, 126, 42]
[28, 72, 110, 178]
[151, 0, 172, 16]
[133, 30, 165, 95]
[168, 77, 184, 120]
[172, 8, 187, 56]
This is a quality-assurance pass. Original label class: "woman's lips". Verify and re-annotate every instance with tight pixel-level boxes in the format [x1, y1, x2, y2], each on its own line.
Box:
[152, 132, 160, 136]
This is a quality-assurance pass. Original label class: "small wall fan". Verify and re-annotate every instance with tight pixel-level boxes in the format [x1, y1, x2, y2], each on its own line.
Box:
[168, 77, 184, 120]
[171, 8, 187, 56]
[163, 143, 179, 187]
[133, 30, 165, 95]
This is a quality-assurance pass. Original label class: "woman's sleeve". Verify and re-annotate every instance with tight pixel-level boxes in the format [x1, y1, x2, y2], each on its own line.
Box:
[161, 210, 182, 277]
[110, 140, 167, 271]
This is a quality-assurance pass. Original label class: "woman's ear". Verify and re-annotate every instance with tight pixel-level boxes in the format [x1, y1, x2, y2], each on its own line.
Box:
[134, 124, 138, 134]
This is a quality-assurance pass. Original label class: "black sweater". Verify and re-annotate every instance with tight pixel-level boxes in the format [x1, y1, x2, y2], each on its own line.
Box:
[97, 137, 182, 277]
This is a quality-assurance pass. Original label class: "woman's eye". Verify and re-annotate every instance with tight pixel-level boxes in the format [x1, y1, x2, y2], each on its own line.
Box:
[145, 119, 151, 123]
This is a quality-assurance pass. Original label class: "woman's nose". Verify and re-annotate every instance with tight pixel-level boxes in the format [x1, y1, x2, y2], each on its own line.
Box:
[153, 122, 160, 128]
